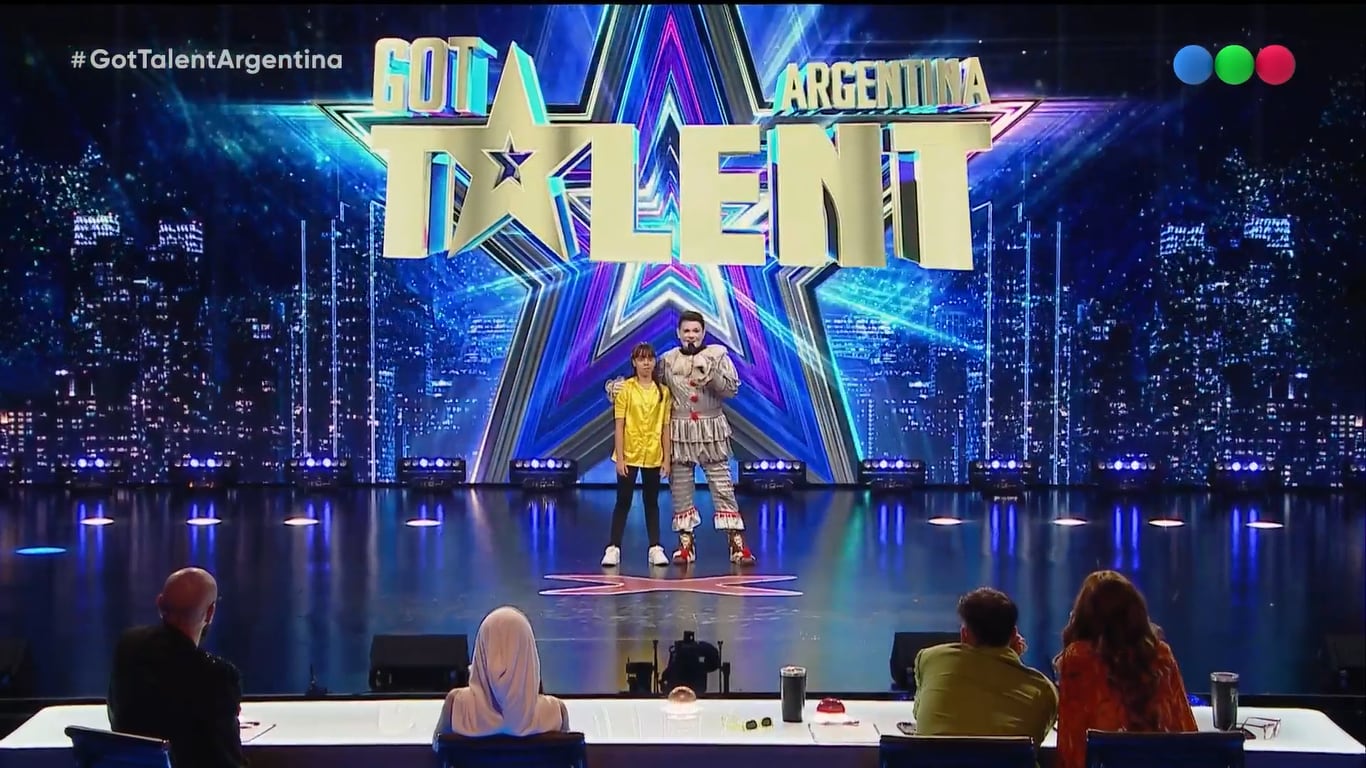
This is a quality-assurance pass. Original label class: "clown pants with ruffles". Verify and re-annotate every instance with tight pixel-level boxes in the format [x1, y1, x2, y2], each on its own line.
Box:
[668, 414, 745, 533]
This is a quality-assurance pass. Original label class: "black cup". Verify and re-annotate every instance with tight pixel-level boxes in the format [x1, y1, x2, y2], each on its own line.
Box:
[1211, 672, 1239, 731]
[780, 666, 806, 723]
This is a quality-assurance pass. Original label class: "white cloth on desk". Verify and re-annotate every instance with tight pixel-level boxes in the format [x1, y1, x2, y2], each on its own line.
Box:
[2, 699, 1362, 765]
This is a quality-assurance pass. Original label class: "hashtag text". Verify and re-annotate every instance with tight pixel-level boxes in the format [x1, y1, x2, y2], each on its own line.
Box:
[72, 48, 344, 75]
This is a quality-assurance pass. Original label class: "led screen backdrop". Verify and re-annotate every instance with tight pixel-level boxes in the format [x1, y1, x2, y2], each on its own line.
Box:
[0, 5, 1362, 486]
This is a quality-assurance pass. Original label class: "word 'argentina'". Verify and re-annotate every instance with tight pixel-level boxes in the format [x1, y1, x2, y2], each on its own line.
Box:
[776, 57, 991, 112]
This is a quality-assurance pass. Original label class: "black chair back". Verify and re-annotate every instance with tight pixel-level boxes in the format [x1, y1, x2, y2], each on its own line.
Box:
[1085, 730, 1246, 768]
[65, 725, 172, 768]
[435, 731, 588, 768]
[879, 734, 1036, 768]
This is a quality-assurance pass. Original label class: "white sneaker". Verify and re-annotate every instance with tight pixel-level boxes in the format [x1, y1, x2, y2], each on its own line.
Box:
[648, 545, 669, 566]
[601, 545, 621, 567]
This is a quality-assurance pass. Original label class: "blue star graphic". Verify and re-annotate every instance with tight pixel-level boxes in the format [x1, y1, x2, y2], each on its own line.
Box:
[483, 135, 535, 187]
[511, 6, 863, 482]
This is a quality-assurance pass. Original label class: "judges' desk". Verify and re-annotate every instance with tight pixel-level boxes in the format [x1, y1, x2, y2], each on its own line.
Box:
[0, 699, 1361, 768]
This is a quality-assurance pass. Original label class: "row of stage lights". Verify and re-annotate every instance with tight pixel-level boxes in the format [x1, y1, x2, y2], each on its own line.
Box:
[4, 454, 1364, 495]
[15, 500, 453, 553]
[17, 499, 1292, 556]
[913, 503, 1289, 531]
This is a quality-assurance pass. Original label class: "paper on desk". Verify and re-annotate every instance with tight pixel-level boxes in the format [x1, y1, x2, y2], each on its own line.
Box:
[238, 722, 277, 743]
[808, 722, 880, 744]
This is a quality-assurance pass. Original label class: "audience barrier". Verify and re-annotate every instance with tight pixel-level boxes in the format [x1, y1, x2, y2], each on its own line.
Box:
[0, 696, 1361, 768]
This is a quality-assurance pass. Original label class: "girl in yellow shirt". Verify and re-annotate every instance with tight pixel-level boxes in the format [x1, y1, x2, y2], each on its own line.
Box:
[602, 343, 672, 568]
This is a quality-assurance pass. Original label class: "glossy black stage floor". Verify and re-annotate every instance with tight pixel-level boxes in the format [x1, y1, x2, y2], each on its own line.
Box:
[1, 487, 1361, 699]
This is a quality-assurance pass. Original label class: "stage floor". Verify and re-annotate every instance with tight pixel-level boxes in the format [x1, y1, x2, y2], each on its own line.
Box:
[1, 487, 1361, 699]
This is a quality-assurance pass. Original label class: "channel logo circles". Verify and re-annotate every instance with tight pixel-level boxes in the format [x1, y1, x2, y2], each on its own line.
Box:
[1173, 44, 1295, 86]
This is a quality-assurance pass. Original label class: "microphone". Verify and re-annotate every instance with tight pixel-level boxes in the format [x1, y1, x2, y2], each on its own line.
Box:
[305, 665, 329, 698]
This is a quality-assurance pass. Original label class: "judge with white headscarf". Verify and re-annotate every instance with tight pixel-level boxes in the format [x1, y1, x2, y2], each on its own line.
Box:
[433, 606, 569, 740]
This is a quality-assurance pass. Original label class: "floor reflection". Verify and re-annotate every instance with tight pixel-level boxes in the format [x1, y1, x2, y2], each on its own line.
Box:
[0, 488, 1360, 698]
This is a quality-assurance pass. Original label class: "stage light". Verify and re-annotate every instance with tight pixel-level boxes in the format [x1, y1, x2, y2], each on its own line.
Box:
[56, 457, 129, 490]
[927, 516, 965, 526]
[286, 456, 354, 489]
[737, 459, 807, 492]
[405, 503, 445, 528]
[1209, 459, 1281, 495]
[1091, 457, 1163, 494]
[967, 458, 1038, 498]
[15, 546, 65, 556]
[75, 501, 114, 528]
[858, 458, 927, 491]
[1052, 517, 1087, 527]
[169, 456, 240, 489]
[285, 502, 331, 527]
[1234, 505, 1284, 530]
[1148, 518, 1185, 528]
[397, 457, 467, 490]
[186, 502, 222, 527]
[508, 458, 578, 490]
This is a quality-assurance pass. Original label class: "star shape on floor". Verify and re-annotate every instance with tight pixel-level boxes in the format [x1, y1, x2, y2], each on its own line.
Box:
[539, 573, 802, 597]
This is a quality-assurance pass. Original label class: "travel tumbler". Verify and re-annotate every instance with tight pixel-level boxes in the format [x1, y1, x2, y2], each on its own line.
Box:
[780, 665, 807, 723]
[1210, 672, 1239, 731]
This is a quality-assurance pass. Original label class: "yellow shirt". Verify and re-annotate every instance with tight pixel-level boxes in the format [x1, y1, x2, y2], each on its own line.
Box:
[613, 378, 669, 468]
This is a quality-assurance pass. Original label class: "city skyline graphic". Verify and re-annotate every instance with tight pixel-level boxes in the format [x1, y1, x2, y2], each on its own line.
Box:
[0, 4, 1362, 487]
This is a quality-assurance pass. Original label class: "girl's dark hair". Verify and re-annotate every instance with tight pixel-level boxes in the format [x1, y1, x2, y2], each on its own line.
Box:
[629, 342, 664, 401]
[1061, 571, 1166, 730]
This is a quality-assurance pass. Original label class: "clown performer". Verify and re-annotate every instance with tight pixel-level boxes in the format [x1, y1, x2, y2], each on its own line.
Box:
[607, 310, 755, 565]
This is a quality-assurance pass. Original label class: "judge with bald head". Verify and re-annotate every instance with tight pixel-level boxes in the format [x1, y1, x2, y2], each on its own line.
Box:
[108, 567, 247, 767]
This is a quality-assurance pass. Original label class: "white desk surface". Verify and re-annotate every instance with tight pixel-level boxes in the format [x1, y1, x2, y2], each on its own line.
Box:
[1, 699, 1361, 756]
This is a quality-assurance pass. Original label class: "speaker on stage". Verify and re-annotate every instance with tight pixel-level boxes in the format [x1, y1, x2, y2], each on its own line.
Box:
[889, 632, 959, 692]
[369, 634, 470, 693]
[0, 638, 35, 698]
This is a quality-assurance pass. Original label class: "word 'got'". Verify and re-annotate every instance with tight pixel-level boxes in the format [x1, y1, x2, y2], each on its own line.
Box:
[368, 37, 994, 271]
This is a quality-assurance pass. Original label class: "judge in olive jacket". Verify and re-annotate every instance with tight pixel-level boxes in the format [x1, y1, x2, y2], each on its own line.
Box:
[108, 567, 247, 768]
[913, 587, 1058, 746]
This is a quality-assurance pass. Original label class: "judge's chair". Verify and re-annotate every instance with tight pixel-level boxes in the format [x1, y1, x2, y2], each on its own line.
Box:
[879, 734, 1037, 768]
[65, 725, 172, 768]
[1085, 730, 1246, 768]
[435, 731, 589, 768]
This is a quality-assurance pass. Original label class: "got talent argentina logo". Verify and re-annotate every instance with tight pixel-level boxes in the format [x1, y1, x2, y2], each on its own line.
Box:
[368, 36, 995, 271]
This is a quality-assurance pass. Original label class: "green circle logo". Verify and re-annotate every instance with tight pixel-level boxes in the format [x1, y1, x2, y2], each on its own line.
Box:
[1214, 45, 1255, 85]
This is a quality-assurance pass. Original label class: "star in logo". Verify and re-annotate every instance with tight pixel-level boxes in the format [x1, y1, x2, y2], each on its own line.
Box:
[484, 135, 535, 187]
[539, 573, 802, 597]
[431, 43, 591, 261]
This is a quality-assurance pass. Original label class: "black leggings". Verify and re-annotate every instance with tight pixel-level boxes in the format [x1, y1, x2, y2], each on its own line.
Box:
[610, 466, 662, 548]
